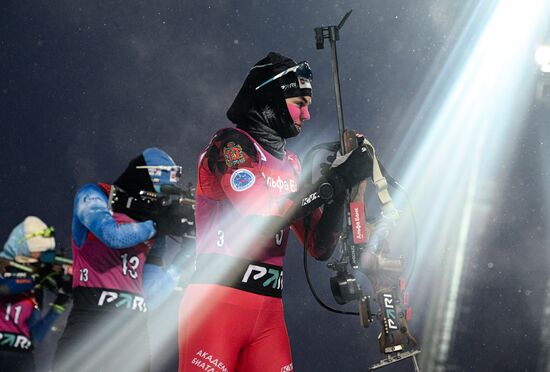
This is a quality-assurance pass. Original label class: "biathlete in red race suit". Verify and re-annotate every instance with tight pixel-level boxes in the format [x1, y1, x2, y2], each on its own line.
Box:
[178, 52, 372, 372]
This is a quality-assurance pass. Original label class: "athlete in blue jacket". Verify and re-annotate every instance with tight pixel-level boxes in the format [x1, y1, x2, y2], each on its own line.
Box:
[53, 147, 188, 372]
[0, 216, 70, 372]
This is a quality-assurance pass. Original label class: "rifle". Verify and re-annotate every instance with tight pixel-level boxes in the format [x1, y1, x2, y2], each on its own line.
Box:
[109, 183, 196, 239]
[0, 252, 73, 297]
[314, 11, 421, 371]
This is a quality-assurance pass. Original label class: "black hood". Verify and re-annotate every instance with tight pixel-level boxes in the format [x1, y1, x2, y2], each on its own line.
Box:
[227, 52, 310, 159]
[113, 154, 155, 197]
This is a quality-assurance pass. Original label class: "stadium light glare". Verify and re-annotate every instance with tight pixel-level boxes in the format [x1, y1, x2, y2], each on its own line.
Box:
[373, 0, 550, 369]
[535, 45, 550, 71]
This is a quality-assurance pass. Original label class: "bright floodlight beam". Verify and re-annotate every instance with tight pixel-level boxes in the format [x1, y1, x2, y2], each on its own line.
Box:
[535, 45, 550, 73]
[371, 0, 550, 370]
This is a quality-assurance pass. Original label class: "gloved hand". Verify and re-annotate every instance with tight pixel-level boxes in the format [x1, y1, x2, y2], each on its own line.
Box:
[153, 204, 194, 237]
[52, 291, 72, 313]
[0, 258, 9, 274]
[58, 271, 73, 295]
[328, 135, 373, 189]
[35, 263, 60, 292]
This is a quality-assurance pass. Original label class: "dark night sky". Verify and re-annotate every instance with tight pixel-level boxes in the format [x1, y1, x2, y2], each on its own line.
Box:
[2, 1, 549, 371]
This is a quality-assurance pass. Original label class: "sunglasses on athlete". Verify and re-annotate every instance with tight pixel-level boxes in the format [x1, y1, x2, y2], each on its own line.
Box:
[255, 61, 313, 91]
[136, 165, 183, 181]
[19, 226, 55, 243]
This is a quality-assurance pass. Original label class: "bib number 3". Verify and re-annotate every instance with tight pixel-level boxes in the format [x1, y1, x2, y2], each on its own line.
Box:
[217, 230, 225, 247]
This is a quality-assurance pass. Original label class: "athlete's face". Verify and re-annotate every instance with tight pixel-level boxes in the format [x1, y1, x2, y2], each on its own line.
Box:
[285, 96, 312, 133]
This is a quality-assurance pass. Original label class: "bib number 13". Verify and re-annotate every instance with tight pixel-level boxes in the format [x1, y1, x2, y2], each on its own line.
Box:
[121, 253, 140, 279]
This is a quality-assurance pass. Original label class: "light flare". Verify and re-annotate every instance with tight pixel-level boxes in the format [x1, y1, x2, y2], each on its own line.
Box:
[373, 1, 550, 370]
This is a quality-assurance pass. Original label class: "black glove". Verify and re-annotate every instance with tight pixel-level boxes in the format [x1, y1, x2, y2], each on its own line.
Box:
[327, 137, 373, 189]
[58, 272, 73, 295]
[0, 259, 9, 274]
[52, 291, 71, 313]
[153, 204, 194, 237]
[35, 263, 59, 292]
[54, 292, 71, 307]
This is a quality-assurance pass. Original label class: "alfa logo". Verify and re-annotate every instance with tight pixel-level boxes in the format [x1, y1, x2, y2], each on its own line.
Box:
[267, 176, 297, 193]
[350, 202, 367, 244]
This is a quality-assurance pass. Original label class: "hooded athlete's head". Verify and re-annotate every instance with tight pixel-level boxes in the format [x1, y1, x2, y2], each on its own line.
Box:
[1, 216, 56, 262]
[113, 147, 181, 196]
[226, 52, 312, 158]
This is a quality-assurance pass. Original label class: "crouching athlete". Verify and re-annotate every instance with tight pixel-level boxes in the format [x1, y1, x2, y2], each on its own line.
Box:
[0, 216, 70, 372]
[178, 52, 372, 372]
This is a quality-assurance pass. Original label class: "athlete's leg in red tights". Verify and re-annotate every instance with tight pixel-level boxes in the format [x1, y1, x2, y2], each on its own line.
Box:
[178, 284, 293, 372]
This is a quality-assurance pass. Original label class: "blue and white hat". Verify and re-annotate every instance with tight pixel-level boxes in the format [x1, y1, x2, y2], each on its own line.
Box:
[1, 216, 55, 261]
[114, 147, 182, 195]
[138, 147, 182, 192]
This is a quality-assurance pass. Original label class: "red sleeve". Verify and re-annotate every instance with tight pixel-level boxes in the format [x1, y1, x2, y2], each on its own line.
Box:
[198, 130, 282, 218]
[219, 163, 276, 218]
[291, 208, 326, 259]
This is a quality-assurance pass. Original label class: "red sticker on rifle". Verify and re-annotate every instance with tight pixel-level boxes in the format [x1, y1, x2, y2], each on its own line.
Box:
[350, 201, 368, 244]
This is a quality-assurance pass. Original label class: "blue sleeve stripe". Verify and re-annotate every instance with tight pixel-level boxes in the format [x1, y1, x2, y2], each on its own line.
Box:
[73, 184, 156, 249]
